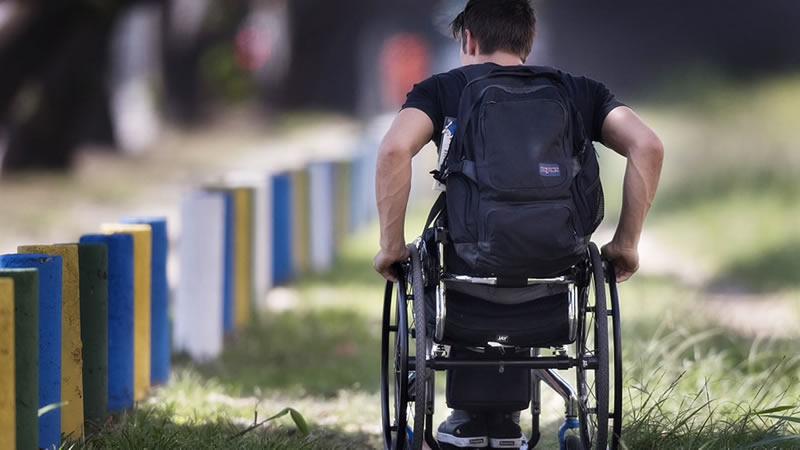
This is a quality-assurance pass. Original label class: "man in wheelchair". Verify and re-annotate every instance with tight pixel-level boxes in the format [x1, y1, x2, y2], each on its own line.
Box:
[374, 1, 663, 448]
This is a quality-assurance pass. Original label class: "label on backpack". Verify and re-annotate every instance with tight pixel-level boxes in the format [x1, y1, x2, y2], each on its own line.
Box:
[538, 163, 561, 177]
[433, 117, 457, 192]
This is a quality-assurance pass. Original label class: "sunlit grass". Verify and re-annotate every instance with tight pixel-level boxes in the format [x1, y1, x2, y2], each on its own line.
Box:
[68, 220, 800, 449]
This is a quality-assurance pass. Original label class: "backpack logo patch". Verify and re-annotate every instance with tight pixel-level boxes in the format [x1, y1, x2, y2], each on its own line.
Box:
[539, 163, 561, 177]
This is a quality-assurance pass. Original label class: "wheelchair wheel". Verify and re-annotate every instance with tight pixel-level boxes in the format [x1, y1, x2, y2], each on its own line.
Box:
[381, 276, 409, 449]
[381, 255, 429, 450]
[576, 242, 609, 449]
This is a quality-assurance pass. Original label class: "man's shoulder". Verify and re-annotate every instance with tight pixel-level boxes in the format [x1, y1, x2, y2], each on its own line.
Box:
[427, 65, 479, 84]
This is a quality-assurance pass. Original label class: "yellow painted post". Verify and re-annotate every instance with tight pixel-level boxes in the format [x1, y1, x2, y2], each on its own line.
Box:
[18, 244, 84, 440]
[291, 169, 310, 274]
[233, 187, 254, 329]
[101, 225, 152, 401]
[0, 278, 15, 450]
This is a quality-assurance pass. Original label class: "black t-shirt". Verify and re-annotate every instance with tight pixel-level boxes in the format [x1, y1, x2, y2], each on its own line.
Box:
[401, 63, 624, 149]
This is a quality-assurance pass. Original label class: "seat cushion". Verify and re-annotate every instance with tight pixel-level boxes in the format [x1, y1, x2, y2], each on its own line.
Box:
[426, 287, 572, 347]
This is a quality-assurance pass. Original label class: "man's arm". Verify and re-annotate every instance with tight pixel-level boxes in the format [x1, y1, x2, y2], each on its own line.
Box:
[373, 108, 434, 281]
[600, 106, 664, 282]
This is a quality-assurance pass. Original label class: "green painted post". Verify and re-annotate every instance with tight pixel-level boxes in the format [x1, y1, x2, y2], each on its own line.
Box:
[77, 243, 108, 430]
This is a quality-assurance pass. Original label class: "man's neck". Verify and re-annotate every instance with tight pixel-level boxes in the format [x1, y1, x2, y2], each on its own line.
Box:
[472, 51, 524, 66]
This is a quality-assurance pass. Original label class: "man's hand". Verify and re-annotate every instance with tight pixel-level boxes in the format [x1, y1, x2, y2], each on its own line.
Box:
[373, 246, 410, 282]
[601, 241, 639, 282]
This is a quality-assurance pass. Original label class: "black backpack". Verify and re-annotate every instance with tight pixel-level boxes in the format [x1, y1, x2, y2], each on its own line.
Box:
[429, 66, 604, 278]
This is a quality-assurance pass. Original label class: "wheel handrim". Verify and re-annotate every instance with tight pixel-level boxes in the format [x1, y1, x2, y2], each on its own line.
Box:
[381, 273, 410, 450]
[608, 263, 623, 449]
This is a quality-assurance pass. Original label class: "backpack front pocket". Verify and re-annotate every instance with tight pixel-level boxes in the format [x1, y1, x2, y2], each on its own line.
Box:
[475, 203, 583, 277]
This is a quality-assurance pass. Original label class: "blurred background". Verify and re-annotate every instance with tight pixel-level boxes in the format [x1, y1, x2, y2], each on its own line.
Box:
[0, 0, 798, 447]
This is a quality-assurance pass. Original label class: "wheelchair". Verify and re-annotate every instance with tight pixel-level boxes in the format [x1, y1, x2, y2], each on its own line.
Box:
[380, 225, 623, 450]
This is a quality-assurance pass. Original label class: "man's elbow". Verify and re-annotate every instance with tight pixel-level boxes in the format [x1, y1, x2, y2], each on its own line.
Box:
[631, 132, 664, 167]
[378, 137, 414, 161]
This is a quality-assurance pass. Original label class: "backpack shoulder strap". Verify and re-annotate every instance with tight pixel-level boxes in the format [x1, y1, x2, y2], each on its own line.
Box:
[424, 192, 446, 232]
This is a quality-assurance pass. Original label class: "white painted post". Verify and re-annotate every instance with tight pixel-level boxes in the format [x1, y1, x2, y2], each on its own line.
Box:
[175, 191, 225, 361]
[309, 162, 335, 273]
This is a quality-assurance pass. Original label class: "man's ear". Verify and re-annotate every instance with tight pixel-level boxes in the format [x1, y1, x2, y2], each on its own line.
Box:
[464, 29, 479, 56]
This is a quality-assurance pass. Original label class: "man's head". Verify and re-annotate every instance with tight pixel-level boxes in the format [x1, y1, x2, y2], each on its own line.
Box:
[451, 0, 536, 65]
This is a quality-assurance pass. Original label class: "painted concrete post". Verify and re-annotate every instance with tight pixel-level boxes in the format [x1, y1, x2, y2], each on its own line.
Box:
[204, 189, 236, 335]
[0, 254, 62, 449]
[334, 160, 352, 251]
[175, 191, 224, 361]
[121, 217, 169, 385]
[100, 225, 151, 402]
[271, 173, 293, 285]
[364, 147, 379, 223]
[80, 234, 134, 411]
[223, 172, 272, 308]
[232, 187, 254, 330]
[349, 153, 367, 231]
[76, 243, 108, 429]
[291, 168, 310, 275]
[309, 161, 335, 273]
[0, 278, 15, 450]
[0, 269, 38, 450]
[18, 244, 84, 440]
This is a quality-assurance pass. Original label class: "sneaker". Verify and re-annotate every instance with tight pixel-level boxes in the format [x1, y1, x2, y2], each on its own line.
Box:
[437, 413, 489, 449]
[487, 413, 524, 449]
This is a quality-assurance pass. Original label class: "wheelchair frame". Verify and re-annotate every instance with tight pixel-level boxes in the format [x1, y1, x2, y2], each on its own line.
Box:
[380, 238, 623, 450]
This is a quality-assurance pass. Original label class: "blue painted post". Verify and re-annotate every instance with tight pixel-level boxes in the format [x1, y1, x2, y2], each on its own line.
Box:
[121, 217, 169, 385]
[0, 254, 62, 449]
[271, 173, 292, 285]
[79, 234, 134, 411]
[210, 189, 236, 335]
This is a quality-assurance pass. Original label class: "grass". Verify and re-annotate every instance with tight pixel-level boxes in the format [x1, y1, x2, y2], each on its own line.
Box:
[65, 223, 800, 449]
[56, 74, 800, 448]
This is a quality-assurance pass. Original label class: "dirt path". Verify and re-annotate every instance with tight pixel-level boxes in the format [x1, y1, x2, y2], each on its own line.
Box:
[599, 227, 800, 338]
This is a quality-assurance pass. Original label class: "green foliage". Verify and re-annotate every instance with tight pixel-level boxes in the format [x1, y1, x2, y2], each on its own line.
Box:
[199, 44, 254, 102]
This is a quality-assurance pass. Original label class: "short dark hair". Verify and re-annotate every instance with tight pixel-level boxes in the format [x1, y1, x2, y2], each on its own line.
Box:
[450, 0, 536, 60]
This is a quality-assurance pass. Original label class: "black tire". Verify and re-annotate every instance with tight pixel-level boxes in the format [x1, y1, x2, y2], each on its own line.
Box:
[607, 263, 623, 449]
[381, 274, 409, 450]
[564, 434, 583, 450]
[408, 244, 429, 450]
[577, 243, 609, 449]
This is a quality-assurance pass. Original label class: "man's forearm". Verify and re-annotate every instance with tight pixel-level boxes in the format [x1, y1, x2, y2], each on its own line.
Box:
[613, 141, 664, 247]
[376, 144, 413, 253]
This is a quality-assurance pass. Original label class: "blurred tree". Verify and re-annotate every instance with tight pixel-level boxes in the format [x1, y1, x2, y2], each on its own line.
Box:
[0, 1, 156, 172]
